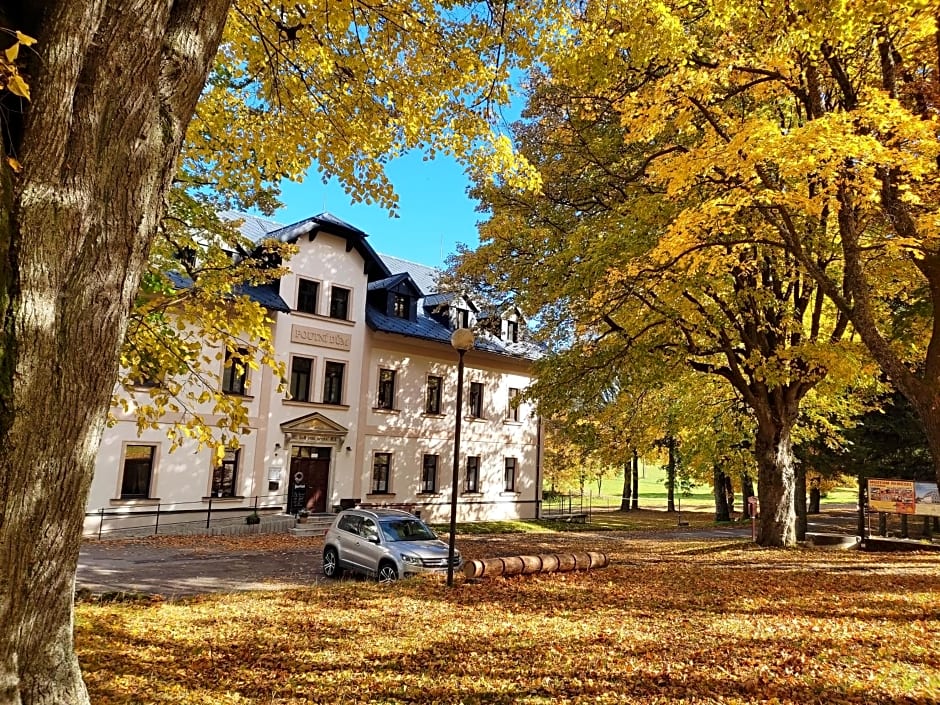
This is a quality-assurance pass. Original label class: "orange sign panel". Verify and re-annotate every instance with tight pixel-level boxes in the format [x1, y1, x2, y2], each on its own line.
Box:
[868, 479, 916, 514]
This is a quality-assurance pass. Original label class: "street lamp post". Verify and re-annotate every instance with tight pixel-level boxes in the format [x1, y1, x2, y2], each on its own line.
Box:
[447, 328, 474, 586]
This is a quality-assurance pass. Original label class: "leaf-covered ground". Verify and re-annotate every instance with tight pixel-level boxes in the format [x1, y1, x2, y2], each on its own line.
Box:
[76, 533, 940, 704]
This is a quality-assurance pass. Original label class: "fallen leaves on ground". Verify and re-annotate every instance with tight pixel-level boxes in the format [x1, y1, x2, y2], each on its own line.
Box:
[86, 532, 325, 553]
[75, 531, 940, 704]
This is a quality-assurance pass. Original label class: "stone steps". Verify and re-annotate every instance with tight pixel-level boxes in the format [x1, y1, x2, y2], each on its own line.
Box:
[288, 513, 334, 537]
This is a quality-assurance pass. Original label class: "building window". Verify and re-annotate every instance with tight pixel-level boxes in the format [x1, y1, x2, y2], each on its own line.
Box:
[506, 319, 519, 343]
[297, 278, 319, 314]
[323, 361, 345, 404]
[456, 308, 470, 329]
[392, 293, 410, 319]
[469, 382, 484, 418]
[465, 456, 480, 493]
[425, 375, 442, 414]
[212, 449, 240, 498]
[120, 445, 155, 499]
[221, 348, 248, 395]
[377, 368, 396, 409]
[289, 356, 313, 402]
[329, 286, 350, 320]
[372, 452, 391, 494]
[421, 454, 438, 493]
[508, 387, 521, 421]
[504, 457, 517, 492]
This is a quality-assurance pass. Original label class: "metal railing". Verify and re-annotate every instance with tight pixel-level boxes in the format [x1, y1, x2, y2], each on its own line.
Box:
[540, 491, 633, 518]
[86, 493, 289, 539]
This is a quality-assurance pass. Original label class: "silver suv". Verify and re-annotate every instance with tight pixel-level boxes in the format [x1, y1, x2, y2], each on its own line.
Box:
[322, 508, 461, 582]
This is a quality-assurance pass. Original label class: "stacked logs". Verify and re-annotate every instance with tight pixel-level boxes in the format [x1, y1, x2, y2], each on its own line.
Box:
[462, 551, 609, 579]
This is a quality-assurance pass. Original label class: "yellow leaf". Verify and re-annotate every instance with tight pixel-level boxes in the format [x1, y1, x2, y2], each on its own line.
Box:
[8, 73, 29, 100]
[5, 43, 18, 62]
[15, 32, 36, 47]
[6, 156, 21, 173]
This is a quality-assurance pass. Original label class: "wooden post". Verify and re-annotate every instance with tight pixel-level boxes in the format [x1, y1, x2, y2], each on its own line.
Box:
[856, 476, 867, 541]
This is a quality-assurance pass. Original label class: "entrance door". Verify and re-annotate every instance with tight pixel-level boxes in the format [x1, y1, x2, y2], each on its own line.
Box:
[287, 447, 331, 513]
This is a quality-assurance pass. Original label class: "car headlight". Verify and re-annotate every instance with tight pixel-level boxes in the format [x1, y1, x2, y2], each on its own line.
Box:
[401, 554, 421, 565]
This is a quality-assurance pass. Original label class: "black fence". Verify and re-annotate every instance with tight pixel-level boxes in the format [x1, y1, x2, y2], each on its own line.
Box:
[85, 493, 288, 538]
[540, 492, 625, 520]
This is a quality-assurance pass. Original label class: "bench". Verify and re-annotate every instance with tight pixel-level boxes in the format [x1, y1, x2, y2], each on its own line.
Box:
[547, 512, 588, 523]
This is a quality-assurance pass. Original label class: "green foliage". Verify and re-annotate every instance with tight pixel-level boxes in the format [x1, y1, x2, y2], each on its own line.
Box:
[452, 2, 935, 541]
[802, 390, 934, 482]
[115, 192, 294, 450]
[519, 0, 940, 480]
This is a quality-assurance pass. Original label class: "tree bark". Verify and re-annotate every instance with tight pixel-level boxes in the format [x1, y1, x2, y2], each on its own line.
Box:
[856, 476, 867, 538]
[808, 478, 821, 514]
[631, 451, 639, 510]
[665, 437, 676, 513]
[0, 2, 230, 703]
[723, 474, 734, 517]
[620, 460, 631, 511]
[742, 473, 755, 519]
[714, 466, 731, 522]
[754, 417, 798, 547]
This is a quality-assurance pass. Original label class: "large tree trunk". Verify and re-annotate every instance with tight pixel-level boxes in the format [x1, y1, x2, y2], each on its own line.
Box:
[908, 390, 940, 489]
[754, 417, 798, 547]
[828, 183, 940, 490]
[620, 460, 631, 511]
[0, 2, 230, 703]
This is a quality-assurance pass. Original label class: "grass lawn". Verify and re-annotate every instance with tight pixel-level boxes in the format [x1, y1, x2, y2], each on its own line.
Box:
[437, 509, 722, 535]
[564, 464, 859, 512]
[75, 530, 940, 704]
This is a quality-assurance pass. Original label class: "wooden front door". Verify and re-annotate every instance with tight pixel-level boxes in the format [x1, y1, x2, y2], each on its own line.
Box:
[288, 449, 331, 513]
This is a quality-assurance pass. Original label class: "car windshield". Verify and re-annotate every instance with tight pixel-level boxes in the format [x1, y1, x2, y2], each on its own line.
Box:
[380, 518, 437, 542]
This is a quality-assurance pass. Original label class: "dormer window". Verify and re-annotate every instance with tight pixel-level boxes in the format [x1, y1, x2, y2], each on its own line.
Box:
[392, 293, 410, 319]
[330, 286, 350, 320]
[456, 308, 470, 329]
[506, 319, 519, 343]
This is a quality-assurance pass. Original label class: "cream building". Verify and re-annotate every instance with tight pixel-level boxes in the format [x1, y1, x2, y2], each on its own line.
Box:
[85, 213, 543, 534]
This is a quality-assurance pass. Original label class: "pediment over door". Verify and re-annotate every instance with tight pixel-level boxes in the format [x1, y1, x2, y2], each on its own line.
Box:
[280, 412, 348, 447]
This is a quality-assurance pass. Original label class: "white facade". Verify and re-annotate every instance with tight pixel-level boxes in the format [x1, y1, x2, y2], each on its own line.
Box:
[85, 214, 542, 533]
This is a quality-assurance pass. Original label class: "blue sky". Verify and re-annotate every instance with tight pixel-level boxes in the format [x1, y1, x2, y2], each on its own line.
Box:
[273, 152, 483, 269]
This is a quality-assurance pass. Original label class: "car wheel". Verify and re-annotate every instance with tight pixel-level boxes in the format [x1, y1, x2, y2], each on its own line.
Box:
[323, 547, 339, 578]
[377, 562, 398, 584]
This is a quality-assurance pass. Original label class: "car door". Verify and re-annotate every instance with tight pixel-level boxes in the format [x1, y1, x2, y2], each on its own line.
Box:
[335, 513, 368, 572]
[355, 518, 383, 574]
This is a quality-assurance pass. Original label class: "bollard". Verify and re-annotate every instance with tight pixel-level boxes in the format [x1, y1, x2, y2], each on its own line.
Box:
[462, 551, 609, 579]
